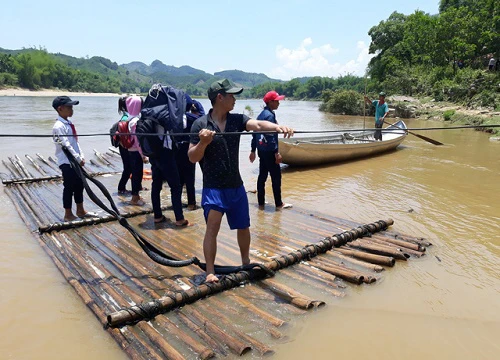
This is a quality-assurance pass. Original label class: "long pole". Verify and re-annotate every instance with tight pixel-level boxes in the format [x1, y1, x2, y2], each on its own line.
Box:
[363, 76, 367, 130]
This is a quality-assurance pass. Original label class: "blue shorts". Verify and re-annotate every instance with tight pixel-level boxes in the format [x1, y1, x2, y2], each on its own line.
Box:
[202, 185, 250, 230]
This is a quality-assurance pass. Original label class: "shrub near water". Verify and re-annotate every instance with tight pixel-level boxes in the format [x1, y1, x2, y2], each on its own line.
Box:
[320, 89, 363, 115]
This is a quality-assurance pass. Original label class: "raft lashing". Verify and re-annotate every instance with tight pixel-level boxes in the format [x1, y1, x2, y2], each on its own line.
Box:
[1, 149, 432, 359]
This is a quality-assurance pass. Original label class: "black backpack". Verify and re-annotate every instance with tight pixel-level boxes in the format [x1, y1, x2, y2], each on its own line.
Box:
[140, 84, 187, 134]
[109, 121, 120, 147]
[135, 117, 165, 158]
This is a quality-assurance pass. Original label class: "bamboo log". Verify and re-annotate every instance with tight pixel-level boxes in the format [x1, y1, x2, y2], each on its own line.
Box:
[348, 240, 409, 260]
[336, 247, 396, 267]
[295, 263, 347, 289]
[176, 311, 228, 356]
[314, 258, 377, 284]
[107, 219, 393, 327]
[370, 234, 426, 252]
[182, 306, 252, 356]
[225, 294, 286, 327]
[326, 251, 385, 272]
[154, 316, 215, 360]
[309, 261, 364, 284]
[38, 206, 172, 233]
[25, 154, 47, 175]
[36, 153, 59, 172]
[366, 237, 425, 258]
[14, 155, 34, 178]
[195, 301, 274, 356]
[258, 278, 325, 309]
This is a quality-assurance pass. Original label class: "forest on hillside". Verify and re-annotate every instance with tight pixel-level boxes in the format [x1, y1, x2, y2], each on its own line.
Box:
[0, 0, 498, 108]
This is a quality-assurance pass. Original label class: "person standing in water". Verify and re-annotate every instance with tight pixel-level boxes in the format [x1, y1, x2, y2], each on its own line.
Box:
[249, 90, 292, 210]
[188, 79, 294, 283]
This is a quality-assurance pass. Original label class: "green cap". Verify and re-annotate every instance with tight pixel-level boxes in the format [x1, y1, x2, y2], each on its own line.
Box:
[208, 79, 244, 101]
[379, 91, 386, 97]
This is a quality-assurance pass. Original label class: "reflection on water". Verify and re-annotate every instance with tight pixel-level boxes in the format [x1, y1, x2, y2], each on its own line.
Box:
[0, 97, 499, 359]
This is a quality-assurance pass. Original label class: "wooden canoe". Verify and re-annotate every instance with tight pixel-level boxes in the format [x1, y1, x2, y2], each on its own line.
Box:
[279, 120, 407, 166]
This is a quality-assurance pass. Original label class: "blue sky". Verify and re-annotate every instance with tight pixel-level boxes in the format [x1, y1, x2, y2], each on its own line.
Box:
[1, 0, 439, 80]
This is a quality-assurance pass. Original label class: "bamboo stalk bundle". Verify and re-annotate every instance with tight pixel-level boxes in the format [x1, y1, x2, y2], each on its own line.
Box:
[326, 250, 385, 272]
[258, 278, 325, 309]
[308, 261, 365, 284]
[195, 301, 274, 356]
[14, 155, 34, 178]
[335, 247, 396, 267]
[366, 237, 425, 258]
[348, 239, 410, 260]
[107, 219, 392, 327]
[176, 311, 229, 356]
[38, 206, 172, 233]
[153, 316, 215, 360]
[370, 233, 426, 252]
[181, 306, 252, 356]
[25, 154, 47, 175]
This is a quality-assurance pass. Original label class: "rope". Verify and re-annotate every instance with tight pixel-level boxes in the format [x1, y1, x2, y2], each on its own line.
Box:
[56, 140, 263, 276]
[2, 124, 499, 138]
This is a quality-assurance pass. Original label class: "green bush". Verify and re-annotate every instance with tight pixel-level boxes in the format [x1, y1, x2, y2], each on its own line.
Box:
[0, 72, 18, 86]
[443, 109, 455, 120]
[320, 90, 363, 115]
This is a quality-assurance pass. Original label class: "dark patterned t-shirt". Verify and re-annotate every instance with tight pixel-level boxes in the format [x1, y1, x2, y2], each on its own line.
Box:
[190, 111, 250, 188]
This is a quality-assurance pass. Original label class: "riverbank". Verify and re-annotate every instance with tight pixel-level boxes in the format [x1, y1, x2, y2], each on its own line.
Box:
[0, 87, 119, 97]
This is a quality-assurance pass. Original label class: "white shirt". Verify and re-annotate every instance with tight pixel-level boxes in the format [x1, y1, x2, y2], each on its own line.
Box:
[52, 116, 84, 166]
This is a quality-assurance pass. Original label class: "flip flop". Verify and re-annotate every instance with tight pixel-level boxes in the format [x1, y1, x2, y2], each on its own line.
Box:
[154, 215, 167, 224]
[276, 203, 293, 210]
[129, 199, 146, 206]
[175, 219, 189, 227]
[79, 212, 99, 219]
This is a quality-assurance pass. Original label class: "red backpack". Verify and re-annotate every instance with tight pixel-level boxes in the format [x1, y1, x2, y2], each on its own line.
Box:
[116, 120, 134, 149]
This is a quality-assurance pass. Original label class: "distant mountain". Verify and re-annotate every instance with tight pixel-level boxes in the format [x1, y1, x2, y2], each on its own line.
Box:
[122, 60, 281, 90]
[0, 47, 282, 95]
[214, 70, 280, 88]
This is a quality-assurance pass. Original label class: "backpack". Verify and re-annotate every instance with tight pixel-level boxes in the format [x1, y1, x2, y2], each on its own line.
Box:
[109, 121, 120, 147]
[110, 119, 134, 149]
[135, 117, 165, 158]
[140, 84, 187, 134]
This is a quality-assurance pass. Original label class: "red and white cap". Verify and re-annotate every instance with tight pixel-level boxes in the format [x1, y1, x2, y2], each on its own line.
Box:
[263, 91, 285, 103]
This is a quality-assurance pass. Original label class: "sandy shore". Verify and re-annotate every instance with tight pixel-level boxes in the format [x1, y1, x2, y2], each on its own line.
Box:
[0, 87, 120, 97]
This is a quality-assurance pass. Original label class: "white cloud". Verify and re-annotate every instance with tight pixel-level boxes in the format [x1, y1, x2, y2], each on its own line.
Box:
[270, 39, 374, 80]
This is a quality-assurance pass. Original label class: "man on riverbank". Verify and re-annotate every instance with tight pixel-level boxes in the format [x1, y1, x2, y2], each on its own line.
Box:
[364, 92, 389, 141]
[188, 79, 294, 283]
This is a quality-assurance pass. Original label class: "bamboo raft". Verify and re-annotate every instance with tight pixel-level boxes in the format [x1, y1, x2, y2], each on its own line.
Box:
[1, 149, 432, 359]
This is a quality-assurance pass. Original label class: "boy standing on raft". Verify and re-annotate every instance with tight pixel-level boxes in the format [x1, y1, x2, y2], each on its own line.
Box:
[52, 96, 96, 222]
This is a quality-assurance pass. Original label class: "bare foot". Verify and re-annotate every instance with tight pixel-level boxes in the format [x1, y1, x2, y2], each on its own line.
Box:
[187, 204, 198, 211]
[276, 203, 293, 210]
[64, 215, 78, 222]
[258, 204, 265, 210]
[205, 273, 219, 283]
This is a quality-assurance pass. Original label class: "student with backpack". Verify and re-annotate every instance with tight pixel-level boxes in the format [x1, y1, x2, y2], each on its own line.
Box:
[137, 84, 188, 226]
[125, 95, 148, 206]
[175, 94, 205, 211]
[116, 96, 132, 195]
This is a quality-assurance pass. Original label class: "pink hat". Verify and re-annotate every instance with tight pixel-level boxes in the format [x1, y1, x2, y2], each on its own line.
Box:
[263, 91, 285, 103]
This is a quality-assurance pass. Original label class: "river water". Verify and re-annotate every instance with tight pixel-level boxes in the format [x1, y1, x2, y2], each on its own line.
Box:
[0, 97, 498, 359]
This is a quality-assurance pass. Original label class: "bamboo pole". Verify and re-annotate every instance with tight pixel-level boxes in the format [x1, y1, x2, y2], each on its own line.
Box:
[258, 278, 325, 309]
[348, 240, 409, 260]
[25, 154, 47, 175]
[335, 247, 396, 267]
[181, 306, 252, 356]
[195, 301, 274, 356]
[326, 250, 385, 272]
[107, 219, 393, 327]
[176, 311, 229, 356]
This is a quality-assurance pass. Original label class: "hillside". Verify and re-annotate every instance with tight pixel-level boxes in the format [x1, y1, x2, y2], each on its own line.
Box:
[0, 47, 281, 95]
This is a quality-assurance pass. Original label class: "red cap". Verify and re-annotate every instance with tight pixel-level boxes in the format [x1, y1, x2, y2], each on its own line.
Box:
[263, 91, 285, 103]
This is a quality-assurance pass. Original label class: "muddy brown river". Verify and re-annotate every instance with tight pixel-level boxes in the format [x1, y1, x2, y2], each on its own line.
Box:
[0, 97, 498, 359]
